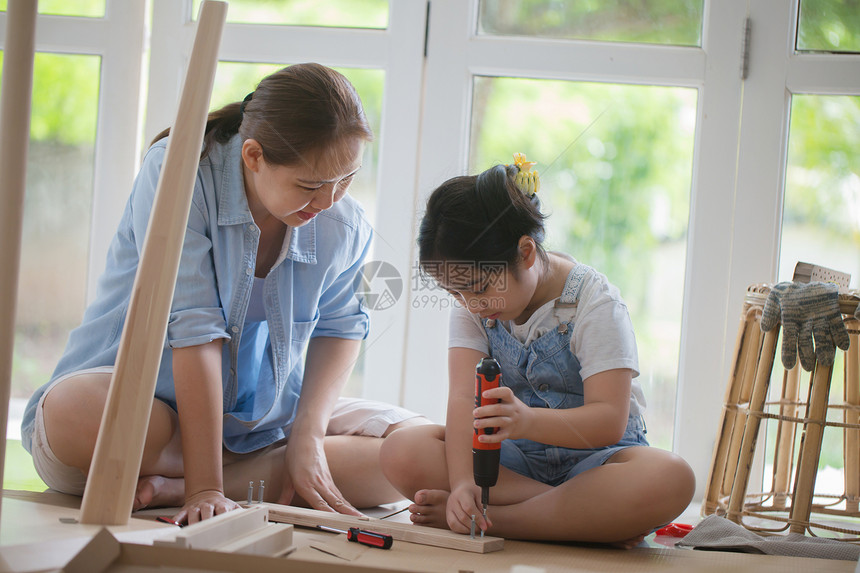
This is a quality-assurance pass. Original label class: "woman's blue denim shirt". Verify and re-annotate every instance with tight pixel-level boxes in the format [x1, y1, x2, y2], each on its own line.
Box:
[21, 134, 371, 454]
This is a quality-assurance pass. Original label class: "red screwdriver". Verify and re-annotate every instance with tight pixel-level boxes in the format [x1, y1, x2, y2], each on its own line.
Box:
[315, 525, 394, 549]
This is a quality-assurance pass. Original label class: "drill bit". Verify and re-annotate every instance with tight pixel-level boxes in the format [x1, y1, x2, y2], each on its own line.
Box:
[481, 485, 491, 537]
[481, 507, 486, 538]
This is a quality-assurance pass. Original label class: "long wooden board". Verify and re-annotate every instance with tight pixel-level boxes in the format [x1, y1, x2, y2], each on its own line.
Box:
[79, 0, 227, 525]
[259, 502, 504, 553]
[0, 0, 38, 523]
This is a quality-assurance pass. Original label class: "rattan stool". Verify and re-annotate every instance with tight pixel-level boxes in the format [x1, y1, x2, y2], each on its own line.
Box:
[703, 284, 859, 541]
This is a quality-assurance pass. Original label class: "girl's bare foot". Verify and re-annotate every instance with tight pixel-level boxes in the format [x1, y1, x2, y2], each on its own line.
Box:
[408, 489, 451, 529]
[133, 475, 184, 510]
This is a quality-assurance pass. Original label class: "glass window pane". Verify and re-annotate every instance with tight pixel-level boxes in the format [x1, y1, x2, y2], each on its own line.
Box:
[0, 0, 105, 18]
[797, 0, 860, 53]
[0, 51, 99, 490]
[209, 61, 384, 398]
[779, 95, 860, 282]
[778, 94, 860, 500]
[470, 77, 697, 449]
[192, 0, 388, 28]
[478, 0, 703, 47]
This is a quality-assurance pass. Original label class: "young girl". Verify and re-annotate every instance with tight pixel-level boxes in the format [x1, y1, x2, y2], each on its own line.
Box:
[21, 63, 427, 524]
[380, 155, 694, 547]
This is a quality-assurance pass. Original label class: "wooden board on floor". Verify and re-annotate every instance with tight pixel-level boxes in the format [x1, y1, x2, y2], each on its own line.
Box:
[1, 492, 857, 573]
[258, 502, 504, 553]
[8, 527, 419, 573]
[154, 506, 294, 557]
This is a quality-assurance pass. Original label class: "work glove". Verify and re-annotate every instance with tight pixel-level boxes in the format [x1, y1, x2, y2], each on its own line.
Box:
[760, 281, 850, 371]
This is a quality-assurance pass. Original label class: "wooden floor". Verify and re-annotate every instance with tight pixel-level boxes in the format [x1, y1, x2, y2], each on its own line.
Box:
[0, 490, 855, 573]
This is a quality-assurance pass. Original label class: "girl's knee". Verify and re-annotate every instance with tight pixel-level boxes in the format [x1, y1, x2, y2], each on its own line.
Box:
[379, 424, 443, 484]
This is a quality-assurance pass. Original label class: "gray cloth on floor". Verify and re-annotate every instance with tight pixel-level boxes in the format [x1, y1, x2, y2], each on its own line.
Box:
[675, 515, 860, 561]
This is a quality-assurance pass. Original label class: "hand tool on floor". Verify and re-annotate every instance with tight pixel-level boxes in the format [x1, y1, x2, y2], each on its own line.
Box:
[315, 525, 394, 549]
[473, 357, 502, 537]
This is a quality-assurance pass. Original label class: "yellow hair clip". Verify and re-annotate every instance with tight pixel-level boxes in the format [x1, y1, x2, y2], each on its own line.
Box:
[510, 153, 540, 196]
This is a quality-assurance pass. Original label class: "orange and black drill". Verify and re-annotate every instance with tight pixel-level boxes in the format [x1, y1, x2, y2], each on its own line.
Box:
[473, 357, 502, 531]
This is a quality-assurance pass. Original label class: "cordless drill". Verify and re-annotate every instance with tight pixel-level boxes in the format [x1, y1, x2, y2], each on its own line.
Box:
[473, 357, 502, 529]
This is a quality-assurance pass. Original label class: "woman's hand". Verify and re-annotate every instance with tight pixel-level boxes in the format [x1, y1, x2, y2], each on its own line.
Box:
[277, 433, 362, 516]
[473, 386, 533, 442]
[173, 489, 240, 525]
[446, 482, 491, 534]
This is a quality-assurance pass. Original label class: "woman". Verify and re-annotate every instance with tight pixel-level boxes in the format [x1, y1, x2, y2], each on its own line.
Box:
[21, 63, 427, 524]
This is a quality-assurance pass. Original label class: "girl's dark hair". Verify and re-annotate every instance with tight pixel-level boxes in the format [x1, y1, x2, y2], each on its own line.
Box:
[417, 163, 547, 274]
[151, 62, 373, 163]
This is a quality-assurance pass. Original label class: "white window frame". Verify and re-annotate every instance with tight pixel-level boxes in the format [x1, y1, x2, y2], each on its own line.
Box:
[0, 0, 148, 303]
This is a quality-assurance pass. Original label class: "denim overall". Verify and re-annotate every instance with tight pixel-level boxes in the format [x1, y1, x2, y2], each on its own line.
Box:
[484, 265, 648, 486]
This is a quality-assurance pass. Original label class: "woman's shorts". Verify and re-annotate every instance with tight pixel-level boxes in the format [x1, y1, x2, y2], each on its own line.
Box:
[30, 367, 424, 495]
[499, 415, 649, 487]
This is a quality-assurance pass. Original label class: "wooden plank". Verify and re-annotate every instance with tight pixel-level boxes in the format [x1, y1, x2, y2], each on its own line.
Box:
[260, 502, 504, 554]
[154, 506, 269, 551]
[78, 0, 227, 526]
[0, 0, 37, 523]
[63, 528, 121, 573]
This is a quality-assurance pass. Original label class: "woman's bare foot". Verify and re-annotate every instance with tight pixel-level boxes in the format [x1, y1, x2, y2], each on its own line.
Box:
[408, 489, 451, 529]
[133, 475, 184, 510]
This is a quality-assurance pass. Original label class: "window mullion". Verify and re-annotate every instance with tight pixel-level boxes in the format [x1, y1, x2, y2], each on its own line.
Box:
[88, 0, 148, 303]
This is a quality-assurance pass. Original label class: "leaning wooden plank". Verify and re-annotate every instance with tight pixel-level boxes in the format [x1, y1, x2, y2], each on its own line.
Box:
[261, 502, 505, 553]
[0, 0, 38, 523]
[154, 506, 270, 551]
[79, 0, 227, 525]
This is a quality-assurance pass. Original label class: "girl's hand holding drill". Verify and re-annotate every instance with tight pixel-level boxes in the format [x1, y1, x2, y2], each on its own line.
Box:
[473, 386, 533, 442]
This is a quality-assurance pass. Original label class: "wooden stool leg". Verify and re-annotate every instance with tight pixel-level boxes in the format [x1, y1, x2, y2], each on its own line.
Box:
[79, 0, 227, 525]
[723, 317, 763, 498]
[788, 362, 834, 534]
[727, 328, 778, 524]
[0, 0, 38, 522]
[772, 363, 801, 509]
[844, 320, 859, 514]
[704, 307, 760, 514]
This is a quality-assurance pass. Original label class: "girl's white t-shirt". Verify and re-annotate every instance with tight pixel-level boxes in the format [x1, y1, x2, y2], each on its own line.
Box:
[447, 259, 646, 417]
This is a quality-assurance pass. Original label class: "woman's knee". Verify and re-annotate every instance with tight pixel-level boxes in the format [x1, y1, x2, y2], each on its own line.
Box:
[382, 414, 433, 437]
[42, 373, 112, 468]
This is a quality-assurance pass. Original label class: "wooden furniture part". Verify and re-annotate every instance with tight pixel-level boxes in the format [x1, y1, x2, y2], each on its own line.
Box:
[258, 501, 505, 553]
[0, 0, 38, 523]
[79, 0, 227, 526]
[61, 527, 417, 573]
[154, 506, 294, 557]
[703, 284, 860, 542]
